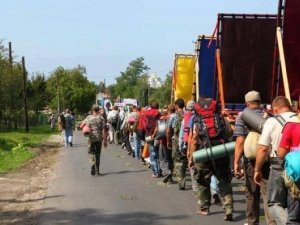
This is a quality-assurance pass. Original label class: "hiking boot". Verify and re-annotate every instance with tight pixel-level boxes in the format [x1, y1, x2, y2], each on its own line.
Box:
[213, 194, 222, 205]
[178, 184, 185, 190]
[162, 174, 171, 183]
[224, 213, 233, 221]
[91, 165, 96, 176]
[196, 208, 210, 216]
[167, 178, 175, 184]
[96, 171, 101, 176]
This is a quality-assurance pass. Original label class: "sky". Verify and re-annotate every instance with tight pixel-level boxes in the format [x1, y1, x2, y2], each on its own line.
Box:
[0, 0, 278, 85]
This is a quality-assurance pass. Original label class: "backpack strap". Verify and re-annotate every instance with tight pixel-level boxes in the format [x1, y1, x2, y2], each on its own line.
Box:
[274, 115, 286, 127]
[274, 113, 297, 126]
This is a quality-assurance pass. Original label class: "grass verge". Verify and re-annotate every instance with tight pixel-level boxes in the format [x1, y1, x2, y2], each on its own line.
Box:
[0, 125, 57, 174]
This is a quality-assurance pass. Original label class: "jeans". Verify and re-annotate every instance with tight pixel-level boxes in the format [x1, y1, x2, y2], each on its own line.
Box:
[159, 143, 174, 175]
[286, 193, 300, 225]
[133, 132, 141, 160]
[210, 175, 220, 196]
[108, 123, 115, 143]
[64, 127, 73, 146]
[268, 162, 288, 225]
[149, 142, 161, 175]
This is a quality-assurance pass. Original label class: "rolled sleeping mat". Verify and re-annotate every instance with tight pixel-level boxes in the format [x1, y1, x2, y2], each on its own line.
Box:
[193, 141, 236, 163]
[240, 108, 266, 133]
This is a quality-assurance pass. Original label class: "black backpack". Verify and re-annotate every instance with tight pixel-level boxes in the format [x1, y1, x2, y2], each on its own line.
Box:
[64, 115, 73, 128]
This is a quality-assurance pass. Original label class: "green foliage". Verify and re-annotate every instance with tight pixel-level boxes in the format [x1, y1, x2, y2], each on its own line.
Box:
[27, 73, 52, 113]
[47, 65, 97, 114]
[109, 58, 172, 107]
[0, 125, 54, 174]
[0, 39, 173, 131]
[111, 57, 150, 99]
[0, 144, 33, 174]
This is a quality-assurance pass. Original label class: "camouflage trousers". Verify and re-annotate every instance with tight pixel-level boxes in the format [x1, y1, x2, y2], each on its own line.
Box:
[173, 148, 188, 188]
[195, 156, 233, 214]
[88, 141, 102, 172]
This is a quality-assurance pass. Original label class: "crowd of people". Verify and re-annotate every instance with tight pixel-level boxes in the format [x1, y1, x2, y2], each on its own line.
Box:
[58, 91, 300, 225]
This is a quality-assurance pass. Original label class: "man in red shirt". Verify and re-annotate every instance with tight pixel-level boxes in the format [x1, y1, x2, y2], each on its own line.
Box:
[278, 116, 300, 225]
[145, 102, 161, 177]
[278, 122, 300, 153]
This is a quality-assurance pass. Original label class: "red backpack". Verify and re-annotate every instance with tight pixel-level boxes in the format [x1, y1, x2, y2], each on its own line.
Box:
[183, 111, 194, 143]
[144, 109, 160, 136]
[193, 97, 225, 139]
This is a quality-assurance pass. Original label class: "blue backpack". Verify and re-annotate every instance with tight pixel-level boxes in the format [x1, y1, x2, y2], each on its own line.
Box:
[285, 149, 300, 182]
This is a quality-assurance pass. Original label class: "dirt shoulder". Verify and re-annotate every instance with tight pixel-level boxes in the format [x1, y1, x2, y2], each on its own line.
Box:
[0, 134, 63, 225]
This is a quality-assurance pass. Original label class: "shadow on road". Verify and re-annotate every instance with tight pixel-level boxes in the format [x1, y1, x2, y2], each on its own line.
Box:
[101, 169, 148, 176]
[38, 208, 189, 225]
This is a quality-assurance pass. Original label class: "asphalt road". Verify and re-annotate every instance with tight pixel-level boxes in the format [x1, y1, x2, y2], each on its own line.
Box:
[39, 131, 267, 225]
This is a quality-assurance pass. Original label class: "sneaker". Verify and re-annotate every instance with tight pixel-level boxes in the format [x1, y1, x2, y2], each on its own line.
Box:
[91, 165, 96, 176]
[69, 142, 73, 147]
[196, 208, 210, 216]
[121, 143, 125, 149]
[224, 213, 233, 221]
[152, 174, 161, 178]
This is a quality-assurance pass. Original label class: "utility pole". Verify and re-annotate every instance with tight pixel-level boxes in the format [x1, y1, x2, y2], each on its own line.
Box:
[9, 42, 17, 130]
[56, 74, 60, 113]
[22, 57, 29, 132]
[8, 42, 13, 66]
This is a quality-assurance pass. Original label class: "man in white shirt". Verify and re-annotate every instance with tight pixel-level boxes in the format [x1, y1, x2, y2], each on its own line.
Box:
[107, 106, 119, 144]
[254, 96, 298, 225]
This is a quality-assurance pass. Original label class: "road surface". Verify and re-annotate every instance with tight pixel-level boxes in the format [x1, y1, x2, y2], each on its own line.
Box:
[39, 131, 266, 225]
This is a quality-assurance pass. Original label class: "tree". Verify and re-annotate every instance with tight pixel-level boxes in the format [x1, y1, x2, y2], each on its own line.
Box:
[46, 65, 97, 114]
[113, 57, 150, 99]
[27, 73, 51, 113]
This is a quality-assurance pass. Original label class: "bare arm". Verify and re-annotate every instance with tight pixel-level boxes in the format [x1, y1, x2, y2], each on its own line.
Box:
[278, 147, 289, 160]
[166, 127, 173, 149]
[188, 128, 199, 167]
[186, 129, 193, 159]
[255, 145, 268, 171]
[234, 136, 245, 176]
[253, 145, 269, 185]
[152, 124, 158, 139]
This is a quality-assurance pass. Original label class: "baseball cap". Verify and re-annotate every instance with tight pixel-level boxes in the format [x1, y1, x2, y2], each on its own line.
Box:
[245, 91, 261, 102]
[186, 100, 195, 111]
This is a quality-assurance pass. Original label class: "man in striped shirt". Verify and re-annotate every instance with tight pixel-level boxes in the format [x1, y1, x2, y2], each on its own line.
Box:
[233, 91, 275, 225]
